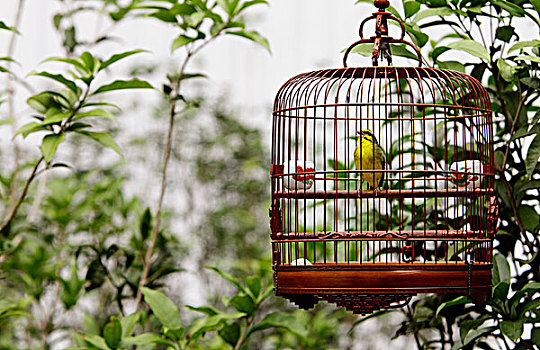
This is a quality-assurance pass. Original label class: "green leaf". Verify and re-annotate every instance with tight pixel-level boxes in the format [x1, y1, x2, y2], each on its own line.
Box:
[431, 46, 450, 62]
[438, 61, 466, 72]
[218, 322, 241, 346]
[509, 40, 540, 53]
[459, 315, 490, 344]
[41, 133, 65, 163]
[518, 206, 540, 232]
[0, 117, 15, 126]
[516, 55, 540, 64]
[120, 313, 140, 337]
[66, 122, 91, 132]
[447, 40, 490, 62]
[181, 73, 207, 81]
[103, 316, 122, 350]
[404, 1, 421, 18]
[413, 7, 454, 23]
[30, 71, 79, 93]
[139, 208, 152, 241]
[80, 51, 97, 72]
[521, 298, 540, 316]
[532, 327, 540, 346]
[92, 79, 154, 94]
[140, 287, 181, 329]
[435, 296, 470, 317]
[148, 9, 179, 23]
[188, 312, 246, 342]
[171, 35, 196, 52]
[245, 276, 262, 299]
[492, 0, 525, 17]
[14, 122, 48, 138]
[216, 0, 228, 11]
[227, 30, 271, 53]
[27, 92, 59, 113]
[526, 134, 540, 179]
[229, 294, 254, 315]
[0, 21, 20, 34]
[248, 312, 308, 339]
[186, 304, 219, 316]
[73, 109, 116, 121]
[60, 259, 85, 310]
[492, 281, 510, 299]
[81, 102, 121, 110]
[511, 283, 540, 307]
[121, 333, 165, 347]
[497, 59, 515, 82]
[404, 23, 429, 47]
[462, 326, 497, 347]
[206, 266, 246, 294]
[0, 57, 16, 63]
[493, 254, 511, 285]
[236, 0, 268, 14]
[43, 108, 68, 125]
[227, 0, 240, 15]
[82, 334, 109, 350]
[43, 57, 88, 74]
[500, 320, 524, 342]
[99, 50, 147, 71]
[76, 131, 122, 155]
[521, 77, 540, 89]
[83, 313, 101, 335]
[495, 26, 515, 43]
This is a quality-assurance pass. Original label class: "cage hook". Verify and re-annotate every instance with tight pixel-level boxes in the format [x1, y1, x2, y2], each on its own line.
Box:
[343, 0, 422, 68]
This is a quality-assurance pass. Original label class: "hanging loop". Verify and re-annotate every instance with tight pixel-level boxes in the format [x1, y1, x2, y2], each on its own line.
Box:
[343, 0, 423, 67]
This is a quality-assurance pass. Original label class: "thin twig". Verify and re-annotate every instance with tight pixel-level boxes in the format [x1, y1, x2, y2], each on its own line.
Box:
[500, 95, 528, 171]
[134, 52, 193, 308]
[0, 157, 44, 234]
[234, 315, 254, 350]
[7, 0, 26, 205]
[134, 28, 227, 309]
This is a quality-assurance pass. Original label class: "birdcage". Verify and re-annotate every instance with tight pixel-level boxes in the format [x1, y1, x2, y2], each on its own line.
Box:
[269, 0, 497, 315]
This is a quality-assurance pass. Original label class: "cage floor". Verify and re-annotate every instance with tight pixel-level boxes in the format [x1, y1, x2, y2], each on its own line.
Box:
[275, 261, 491, 314]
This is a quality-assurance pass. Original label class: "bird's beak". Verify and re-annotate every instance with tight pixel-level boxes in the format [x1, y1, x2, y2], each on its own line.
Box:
[356, 131, 363, 136]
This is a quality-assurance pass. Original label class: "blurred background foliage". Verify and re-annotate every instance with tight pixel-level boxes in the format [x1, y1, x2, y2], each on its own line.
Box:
[0, 0, 539, 349]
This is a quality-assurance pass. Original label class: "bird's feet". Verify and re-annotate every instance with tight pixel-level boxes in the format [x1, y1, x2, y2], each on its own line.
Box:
[374, 187, 380, 197]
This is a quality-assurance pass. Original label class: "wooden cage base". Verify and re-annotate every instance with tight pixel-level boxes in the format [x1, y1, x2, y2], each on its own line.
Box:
[281, 292, 415, 315]
[274, 262, 491, 315]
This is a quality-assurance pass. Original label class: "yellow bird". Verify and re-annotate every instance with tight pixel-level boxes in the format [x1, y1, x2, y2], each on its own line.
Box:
[354, 129, 386, 192]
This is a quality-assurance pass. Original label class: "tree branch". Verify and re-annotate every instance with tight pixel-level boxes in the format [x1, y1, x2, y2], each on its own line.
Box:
[0, 157, 44, 234]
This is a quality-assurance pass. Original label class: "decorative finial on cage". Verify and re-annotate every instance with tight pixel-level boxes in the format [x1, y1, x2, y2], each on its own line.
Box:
[374, 0, 390, 9]
[343, 0, 422, 68]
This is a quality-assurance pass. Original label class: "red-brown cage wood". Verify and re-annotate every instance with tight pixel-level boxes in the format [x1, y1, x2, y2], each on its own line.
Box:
[269, 1, 496, 315]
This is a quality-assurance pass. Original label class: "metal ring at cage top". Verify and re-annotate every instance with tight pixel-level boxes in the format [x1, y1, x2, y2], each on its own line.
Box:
[343, 38, 423, 68]
[344, 4, 423, 68]
[358, 13, 405, 40]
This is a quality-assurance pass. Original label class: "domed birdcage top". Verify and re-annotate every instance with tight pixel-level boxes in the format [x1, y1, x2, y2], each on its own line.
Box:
[269, 0, 496, 315]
